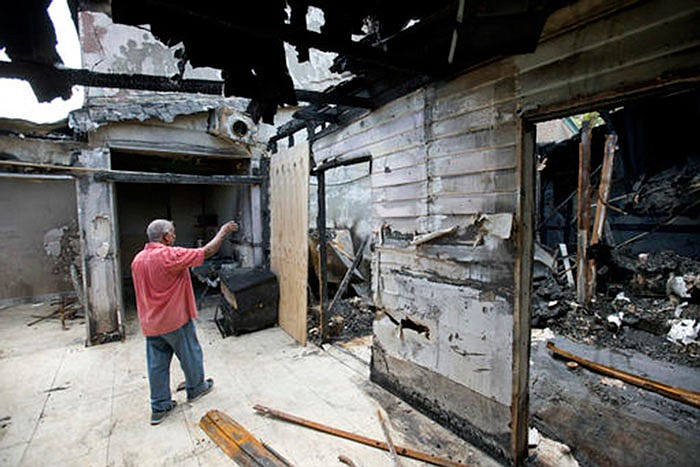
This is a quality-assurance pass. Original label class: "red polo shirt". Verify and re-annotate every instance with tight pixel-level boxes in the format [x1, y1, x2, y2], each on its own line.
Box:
[131, 242, 205, 337]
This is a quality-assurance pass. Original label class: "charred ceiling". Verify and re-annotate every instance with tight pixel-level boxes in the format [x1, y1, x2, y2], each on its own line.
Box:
[1, 0, 570, 131]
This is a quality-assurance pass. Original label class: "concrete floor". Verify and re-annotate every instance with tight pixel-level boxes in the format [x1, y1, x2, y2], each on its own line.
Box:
[0, 302, 501, 467]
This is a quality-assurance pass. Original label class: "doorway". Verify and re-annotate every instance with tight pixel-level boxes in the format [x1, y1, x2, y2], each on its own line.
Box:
[524, 89, 700, 466]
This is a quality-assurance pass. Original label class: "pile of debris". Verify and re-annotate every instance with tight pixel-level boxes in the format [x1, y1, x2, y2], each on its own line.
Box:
[307, 228, 374, 343]
[624, 158, 700, 217]
[308, 296, 376, 342]
[533, 248, 700, 367]
[37, 220, 84, 330]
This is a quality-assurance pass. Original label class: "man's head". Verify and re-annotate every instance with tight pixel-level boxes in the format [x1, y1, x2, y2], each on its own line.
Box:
[147, 219, 176, 246]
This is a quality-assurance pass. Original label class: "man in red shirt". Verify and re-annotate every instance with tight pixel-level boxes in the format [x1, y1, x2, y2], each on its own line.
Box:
[132, 218, 238, 425]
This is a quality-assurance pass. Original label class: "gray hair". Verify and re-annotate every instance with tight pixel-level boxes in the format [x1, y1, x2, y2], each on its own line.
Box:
[146, 219, 174, 242]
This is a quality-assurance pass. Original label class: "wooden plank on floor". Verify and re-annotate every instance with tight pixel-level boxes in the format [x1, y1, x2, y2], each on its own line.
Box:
[199, 409, 291, 467]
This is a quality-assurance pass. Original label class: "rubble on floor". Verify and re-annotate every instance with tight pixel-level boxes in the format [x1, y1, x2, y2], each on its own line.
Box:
[526, 427, 580, 467]
[308, 296, 376, 343]
[532, 248, 700, 367]
[24, 296, 84, 330]
[307, 228, 374, 344]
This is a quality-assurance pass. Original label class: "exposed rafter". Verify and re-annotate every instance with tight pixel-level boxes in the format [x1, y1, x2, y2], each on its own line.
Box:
[0, 61, 375, 109]
[293, 105, 340, 124]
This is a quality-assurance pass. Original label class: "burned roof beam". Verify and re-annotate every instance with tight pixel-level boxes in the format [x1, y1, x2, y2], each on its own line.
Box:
[0, 61, 374, 109]
[293, 106, 340, 124]
[267, 119, 312, 152]
[311, 153, 372, 174]
[294, 90, 374, 109]
[0, 60, 222, 94]
[141, 0, 429, 75]
[0, 160, 263, 185]
[94, 171, 263, 185]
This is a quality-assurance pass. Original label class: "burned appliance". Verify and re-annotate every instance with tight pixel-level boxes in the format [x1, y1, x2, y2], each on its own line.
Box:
[215, 267, 279, 337]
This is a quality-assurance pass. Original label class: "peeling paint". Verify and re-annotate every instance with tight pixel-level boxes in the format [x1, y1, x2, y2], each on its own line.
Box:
[43, 228, 64, 257]
[478, 213, 513, 240]
[96, 241, 111, 259]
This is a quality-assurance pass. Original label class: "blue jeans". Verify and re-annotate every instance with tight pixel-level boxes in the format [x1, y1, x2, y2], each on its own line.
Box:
[146, 319, 208, 413]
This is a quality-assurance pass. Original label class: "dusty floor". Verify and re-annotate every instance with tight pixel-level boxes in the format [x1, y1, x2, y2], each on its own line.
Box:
[0, 302, 500, 467]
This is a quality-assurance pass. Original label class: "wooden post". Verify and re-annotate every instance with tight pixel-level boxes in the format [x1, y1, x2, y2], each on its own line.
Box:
[260, 157, 271, 269]
[588, 133, 617, 298]
[591, 134, 617, 244]
[576, 121, 592, 305]
[316, 170, 329, 341]
[512, 120, 535, 466]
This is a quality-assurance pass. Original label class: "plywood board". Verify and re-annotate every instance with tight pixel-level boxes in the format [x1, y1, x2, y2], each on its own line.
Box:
[270, 142, 309, 345]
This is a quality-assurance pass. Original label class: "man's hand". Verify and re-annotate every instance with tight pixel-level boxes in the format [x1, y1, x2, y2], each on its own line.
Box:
[220, 220, 239, 235]
[204, 220, 239, 258]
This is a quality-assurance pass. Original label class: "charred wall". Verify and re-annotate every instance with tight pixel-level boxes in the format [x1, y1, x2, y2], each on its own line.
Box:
[312, 0, 700, 463]
[313, 66, 519, 461]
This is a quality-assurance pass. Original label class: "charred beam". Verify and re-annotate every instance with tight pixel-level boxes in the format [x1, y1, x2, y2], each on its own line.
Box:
[576, 121, 593, 305]
[267, 119, 314, 151]
[316, 169, 329, 341]
[293, 106, 339, 124]
[311, 153, 372, 174]
[0, 60, 223, 95]
[93, 170, 263, 185]
[0, 61, 374, 109]
[547, 341, 700, 409]
[295, 90, 374, 109]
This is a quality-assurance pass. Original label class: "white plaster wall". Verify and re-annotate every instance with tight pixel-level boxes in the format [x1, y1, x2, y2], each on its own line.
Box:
[0, 179, 78, 301]
[79, 11, 220, 101]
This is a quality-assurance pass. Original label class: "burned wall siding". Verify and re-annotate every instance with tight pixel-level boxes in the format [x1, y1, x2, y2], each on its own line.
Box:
[371, 343, 511, 460]
[313, 71, 519, 460]
[372, 72, 518, 461]
[515, 0, 700, 117]
[313, 91, 429, 234]
[428, 70, 518, 228]
[372, 223, 517, 461]
[376, 243, 515, 402]
[76, 148, 123, 344]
